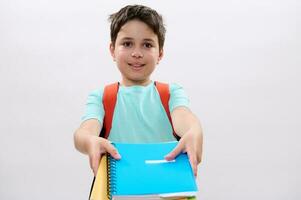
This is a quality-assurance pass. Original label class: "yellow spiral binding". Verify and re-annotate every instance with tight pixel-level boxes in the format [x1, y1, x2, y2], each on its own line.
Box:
[107, 153, 117, 199]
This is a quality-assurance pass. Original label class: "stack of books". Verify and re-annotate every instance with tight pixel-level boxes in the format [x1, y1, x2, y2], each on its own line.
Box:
[89, 142, 198, 200]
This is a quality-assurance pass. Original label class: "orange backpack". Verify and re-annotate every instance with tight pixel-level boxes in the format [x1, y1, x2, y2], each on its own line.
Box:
[99, 81, 180, 140]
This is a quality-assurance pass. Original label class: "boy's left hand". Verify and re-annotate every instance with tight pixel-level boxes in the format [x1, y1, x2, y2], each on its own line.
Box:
[165, 129, 202, 177]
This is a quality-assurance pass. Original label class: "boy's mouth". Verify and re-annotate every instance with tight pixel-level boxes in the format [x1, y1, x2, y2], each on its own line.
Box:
[128, 63, 146, 70]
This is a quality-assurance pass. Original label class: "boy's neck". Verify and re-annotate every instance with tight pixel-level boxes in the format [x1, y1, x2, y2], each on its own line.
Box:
[120, 79, 152, 87]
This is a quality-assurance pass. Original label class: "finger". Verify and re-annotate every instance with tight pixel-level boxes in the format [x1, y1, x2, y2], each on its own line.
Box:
[196, 143, 203, 164]
[187, 149, 198, 177]
[197, 154, 202, 164]
[89, 152, 101, 176]
[165, 142, 185, 161]
[103, 141, 121, 160]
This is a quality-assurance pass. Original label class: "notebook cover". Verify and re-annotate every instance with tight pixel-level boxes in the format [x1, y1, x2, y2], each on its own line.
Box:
[110, 142, 197, 196]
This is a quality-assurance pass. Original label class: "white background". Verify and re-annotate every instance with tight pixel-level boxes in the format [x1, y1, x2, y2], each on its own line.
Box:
[0, 0, 300, 199]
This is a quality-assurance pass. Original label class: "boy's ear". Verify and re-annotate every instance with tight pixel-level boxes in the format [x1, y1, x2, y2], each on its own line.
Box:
[157, 49, 164, 64]
[109, 43, 116, 61]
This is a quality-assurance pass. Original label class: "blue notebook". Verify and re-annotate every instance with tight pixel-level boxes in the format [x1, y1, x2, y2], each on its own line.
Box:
[107, 142, 198, 199]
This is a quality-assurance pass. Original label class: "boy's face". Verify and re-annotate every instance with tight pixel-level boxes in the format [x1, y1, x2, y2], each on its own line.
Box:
[110, 20, 163, 86]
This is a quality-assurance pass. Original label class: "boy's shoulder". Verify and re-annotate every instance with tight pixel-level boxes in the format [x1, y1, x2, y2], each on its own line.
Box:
[168, 82, 184, 90]
[89, 87, 104, 96]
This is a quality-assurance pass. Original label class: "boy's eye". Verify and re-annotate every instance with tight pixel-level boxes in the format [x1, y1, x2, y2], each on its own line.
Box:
[122, 41, 133, 47]
[144, 43, 153, 48]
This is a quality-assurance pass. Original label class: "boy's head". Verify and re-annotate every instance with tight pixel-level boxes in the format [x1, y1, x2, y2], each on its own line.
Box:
[109, 5, 166, 51]
[108, 5, 166, 86]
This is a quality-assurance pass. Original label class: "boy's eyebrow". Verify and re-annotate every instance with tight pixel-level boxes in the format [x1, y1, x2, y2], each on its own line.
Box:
[120, 37, 134, 41]
[119, 37, 156, 43]
[143, 38, 155, 43]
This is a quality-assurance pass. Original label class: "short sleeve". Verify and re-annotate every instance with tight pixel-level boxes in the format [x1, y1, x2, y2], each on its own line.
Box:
[169, 83, 190, 112]
[81, 88, 104, 123]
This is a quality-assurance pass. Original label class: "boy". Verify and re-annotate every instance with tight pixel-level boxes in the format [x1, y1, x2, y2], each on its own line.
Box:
[74, 4, 203, 177]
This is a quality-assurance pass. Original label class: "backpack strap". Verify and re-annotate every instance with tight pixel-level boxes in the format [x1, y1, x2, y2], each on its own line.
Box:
[99, 82, 119, 138]
[155, 81, 180, 141]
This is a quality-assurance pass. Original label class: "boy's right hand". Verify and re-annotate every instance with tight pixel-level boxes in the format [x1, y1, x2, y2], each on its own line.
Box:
[87, 136, 121, 176]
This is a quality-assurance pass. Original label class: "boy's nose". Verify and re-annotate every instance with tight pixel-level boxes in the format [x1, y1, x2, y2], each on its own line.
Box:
[131, 51, 143, 58]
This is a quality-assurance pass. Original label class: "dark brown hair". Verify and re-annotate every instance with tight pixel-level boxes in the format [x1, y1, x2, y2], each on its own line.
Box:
[109, 5, 166, 50]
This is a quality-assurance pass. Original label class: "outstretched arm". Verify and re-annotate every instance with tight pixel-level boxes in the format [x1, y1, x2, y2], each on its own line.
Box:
[165, 106, 203, 176]
[73, 119, 121, 176]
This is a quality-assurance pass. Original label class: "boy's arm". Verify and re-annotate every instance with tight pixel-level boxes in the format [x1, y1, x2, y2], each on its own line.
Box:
[165, 106, 203, 176]
[73, 119, 121, 176]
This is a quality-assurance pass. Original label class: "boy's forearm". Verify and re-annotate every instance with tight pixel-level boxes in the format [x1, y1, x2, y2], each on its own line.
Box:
[172, 107, 203, 137]
[178, 115, 202, 138]
[74, 129, 94, 155]
[74, 119, 102, 154]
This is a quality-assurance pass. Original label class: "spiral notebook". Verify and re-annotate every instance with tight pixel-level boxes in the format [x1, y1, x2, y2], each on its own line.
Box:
[105, 141, 198, 200]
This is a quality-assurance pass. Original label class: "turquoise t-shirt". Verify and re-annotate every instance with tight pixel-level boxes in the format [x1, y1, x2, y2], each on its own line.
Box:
[81, 81, 189, 143]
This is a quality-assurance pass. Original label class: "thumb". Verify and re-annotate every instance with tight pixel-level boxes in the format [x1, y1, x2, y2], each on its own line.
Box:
[103, 140, 121, 160]
[165, 142, 185, 161]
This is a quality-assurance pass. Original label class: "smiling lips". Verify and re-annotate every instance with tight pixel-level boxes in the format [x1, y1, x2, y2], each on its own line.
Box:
[128, 63, 145, 70]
